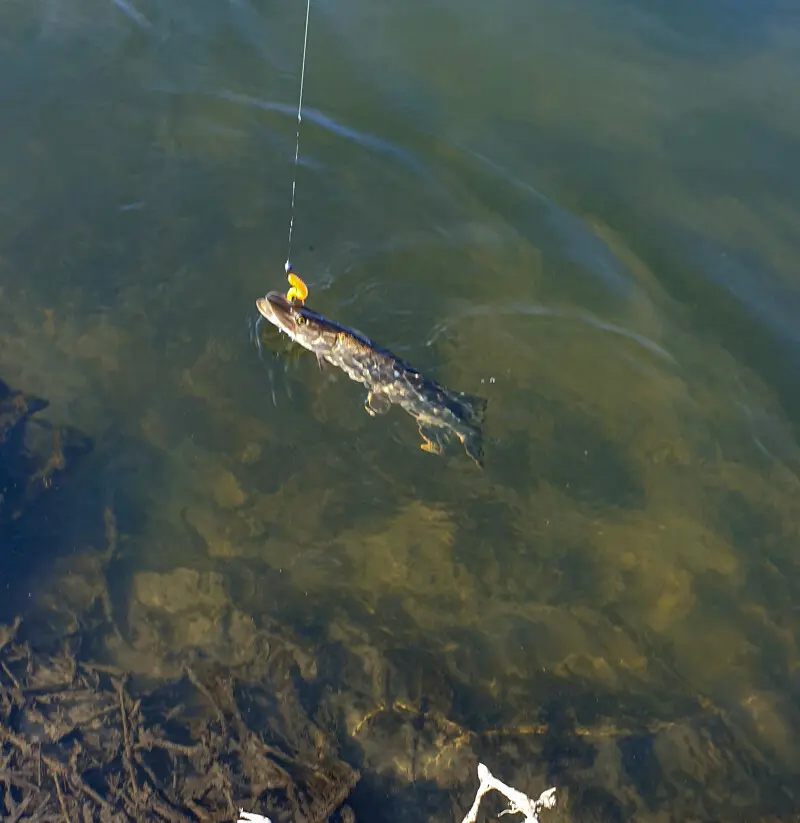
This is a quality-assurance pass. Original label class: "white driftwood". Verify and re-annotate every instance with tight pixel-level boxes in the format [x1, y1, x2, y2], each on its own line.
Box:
[237, 810, 272, 823]
[460, 763, 557, 823]
[236, 762, 555, 823]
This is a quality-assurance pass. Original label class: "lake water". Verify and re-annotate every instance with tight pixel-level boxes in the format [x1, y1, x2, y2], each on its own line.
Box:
[2, 0, 800, 820]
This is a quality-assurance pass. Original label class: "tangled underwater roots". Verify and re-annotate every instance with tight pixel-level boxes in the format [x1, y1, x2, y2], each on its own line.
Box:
[0, 617, 360, 823]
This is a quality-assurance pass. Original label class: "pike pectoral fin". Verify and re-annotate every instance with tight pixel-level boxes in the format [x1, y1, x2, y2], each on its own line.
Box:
[364, 391, 391, 417]
[417, 423, 446, 456]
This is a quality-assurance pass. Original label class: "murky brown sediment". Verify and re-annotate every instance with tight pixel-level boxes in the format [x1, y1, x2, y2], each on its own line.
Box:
[3, 538, 799, 823]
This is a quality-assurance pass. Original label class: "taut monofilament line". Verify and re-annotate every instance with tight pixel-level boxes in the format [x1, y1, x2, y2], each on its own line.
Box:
[285, 0, 312, 276]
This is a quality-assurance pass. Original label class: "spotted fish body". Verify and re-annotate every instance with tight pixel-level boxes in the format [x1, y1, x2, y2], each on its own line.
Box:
[256, 292, 488, 465]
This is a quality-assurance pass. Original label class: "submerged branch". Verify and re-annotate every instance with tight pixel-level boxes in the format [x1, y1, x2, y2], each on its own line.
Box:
[461, 764, 556, 823]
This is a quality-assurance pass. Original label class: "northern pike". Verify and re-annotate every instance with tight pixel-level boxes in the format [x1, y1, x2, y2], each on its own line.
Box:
[256, 291, 488, 465]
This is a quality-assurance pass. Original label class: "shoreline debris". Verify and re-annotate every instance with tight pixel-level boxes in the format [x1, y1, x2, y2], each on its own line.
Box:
[0, 617, 360, 822]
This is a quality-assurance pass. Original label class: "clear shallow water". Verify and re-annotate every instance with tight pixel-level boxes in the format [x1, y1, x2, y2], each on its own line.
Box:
[2, 0, 800, 820]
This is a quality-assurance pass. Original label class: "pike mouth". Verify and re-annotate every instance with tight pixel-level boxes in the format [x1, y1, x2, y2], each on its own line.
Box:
[256, 291, 299, 339]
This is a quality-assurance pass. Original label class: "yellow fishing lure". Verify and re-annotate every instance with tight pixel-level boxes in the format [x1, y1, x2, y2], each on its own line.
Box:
[286, 272, 309, 305]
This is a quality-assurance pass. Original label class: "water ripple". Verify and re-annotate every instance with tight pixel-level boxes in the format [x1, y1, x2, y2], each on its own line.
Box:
[427, 300, 676, 364]
[151, 86, 432, 179]
[456, 144, 638, 297]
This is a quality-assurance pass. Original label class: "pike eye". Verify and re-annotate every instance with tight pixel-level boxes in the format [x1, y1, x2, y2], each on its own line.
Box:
[295, 314, 305, 325]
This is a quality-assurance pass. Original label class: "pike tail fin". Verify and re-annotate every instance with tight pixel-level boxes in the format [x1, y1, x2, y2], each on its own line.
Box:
[462, 428, 485, 468]
[454, 391, 488, 467]
[24, 394, 49, 416]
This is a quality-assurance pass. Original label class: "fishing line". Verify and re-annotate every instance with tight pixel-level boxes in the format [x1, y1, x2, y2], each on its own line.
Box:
[285, 0, 312, 276]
